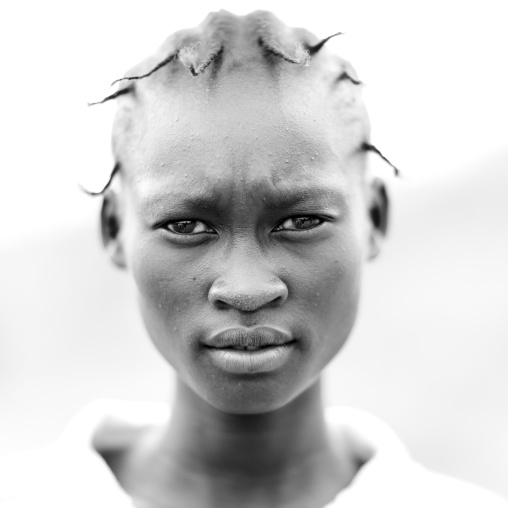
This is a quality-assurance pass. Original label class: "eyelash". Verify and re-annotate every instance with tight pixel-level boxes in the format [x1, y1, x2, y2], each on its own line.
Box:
[273, 216, 325, 232]
[164, 220, 215, 235]
[162, 215, 326, 236]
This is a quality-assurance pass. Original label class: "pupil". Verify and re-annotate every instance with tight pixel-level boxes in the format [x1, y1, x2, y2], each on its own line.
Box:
[294, 217, 313, 229]
[174, 221, 196, 234]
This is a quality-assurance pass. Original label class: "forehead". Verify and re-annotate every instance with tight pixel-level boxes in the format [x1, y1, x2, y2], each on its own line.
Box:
[117, 65, 368, 202]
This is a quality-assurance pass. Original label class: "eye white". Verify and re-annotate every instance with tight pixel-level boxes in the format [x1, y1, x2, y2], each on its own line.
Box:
[166, 220, 211, 234]
[275, 216, 322, 231]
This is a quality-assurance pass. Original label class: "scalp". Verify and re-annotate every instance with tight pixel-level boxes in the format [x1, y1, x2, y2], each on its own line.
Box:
[85, 10, 401, 198]
[110, 10, 369, 166]
[116, 10, 366, 104]
[123, 10, 331, 81]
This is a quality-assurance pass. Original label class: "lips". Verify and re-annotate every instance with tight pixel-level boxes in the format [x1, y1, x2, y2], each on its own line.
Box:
[204, 326, 293, 350]
[204, 327, 295, 374]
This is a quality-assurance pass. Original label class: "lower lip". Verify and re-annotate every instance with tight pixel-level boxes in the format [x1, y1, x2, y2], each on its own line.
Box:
[206, 343, 294, 374]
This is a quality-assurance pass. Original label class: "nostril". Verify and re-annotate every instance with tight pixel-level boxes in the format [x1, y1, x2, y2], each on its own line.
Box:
[271, 295, 285, 306]
[208, 281, 288, 312]
[213, 299, 230, 310]
[215, 293, 272, 312]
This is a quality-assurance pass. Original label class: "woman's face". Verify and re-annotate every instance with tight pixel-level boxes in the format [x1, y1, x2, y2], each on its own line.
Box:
[107, 75, 379, 414]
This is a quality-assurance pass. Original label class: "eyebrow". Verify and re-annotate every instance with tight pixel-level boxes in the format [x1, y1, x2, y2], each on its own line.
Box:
[257, 185, 346, 211]
[140, 184, 347, 219]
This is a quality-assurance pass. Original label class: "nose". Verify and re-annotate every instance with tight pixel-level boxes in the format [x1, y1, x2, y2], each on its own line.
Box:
[208, 258, 288, 312]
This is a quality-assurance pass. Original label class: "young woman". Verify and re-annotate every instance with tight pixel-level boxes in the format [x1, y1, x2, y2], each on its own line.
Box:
[1, 10, 506, 508]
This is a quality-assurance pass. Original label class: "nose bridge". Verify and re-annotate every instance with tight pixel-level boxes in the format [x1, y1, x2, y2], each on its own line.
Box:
[208, 242, 288, 312]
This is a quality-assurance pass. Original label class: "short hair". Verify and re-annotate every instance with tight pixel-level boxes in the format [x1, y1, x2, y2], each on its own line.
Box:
[85, 10, 398, 196]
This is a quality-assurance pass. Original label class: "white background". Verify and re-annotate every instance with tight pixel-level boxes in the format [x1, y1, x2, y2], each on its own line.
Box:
[0, 0, 507, 249]
[1, 0, 507, 500]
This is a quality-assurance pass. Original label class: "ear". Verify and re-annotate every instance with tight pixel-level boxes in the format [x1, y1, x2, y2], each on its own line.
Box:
[366, 177, 389, 261]
[100, 191, 127, 269]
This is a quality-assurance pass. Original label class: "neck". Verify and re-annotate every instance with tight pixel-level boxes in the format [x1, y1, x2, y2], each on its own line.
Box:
[124, 378, 357, 508]
[165, 378, 331, 477]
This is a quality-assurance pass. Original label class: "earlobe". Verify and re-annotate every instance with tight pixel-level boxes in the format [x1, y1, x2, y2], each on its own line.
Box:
[367, 178, 389, 261]
[100, 193, 127, 269]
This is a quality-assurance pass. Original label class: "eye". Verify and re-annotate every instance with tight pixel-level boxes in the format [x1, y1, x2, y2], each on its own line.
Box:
[273, 216, 324, 232]
[164, 220, 214, 235]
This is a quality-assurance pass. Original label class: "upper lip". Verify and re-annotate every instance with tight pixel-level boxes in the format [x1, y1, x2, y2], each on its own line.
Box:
[205, 327, 293, 349]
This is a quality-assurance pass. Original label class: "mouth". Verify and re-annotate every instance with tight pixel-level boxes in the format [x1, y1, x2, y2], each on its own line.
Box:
[204, 326, 293, 349]
[204, 327, 295, 374]
[227, 345, 272, 351]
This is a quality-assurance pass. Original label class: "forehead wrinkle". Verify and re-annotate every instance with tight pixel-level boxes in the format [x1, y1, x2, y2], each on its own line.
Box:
[135, 183, 349, 226]
[133, 183, 233, 219]
[125, 127, 361, 221]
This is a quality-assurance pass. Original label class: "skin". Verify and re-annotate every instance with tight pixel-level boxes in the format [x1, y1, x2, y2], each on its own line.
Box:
[100, 61, 388, 507]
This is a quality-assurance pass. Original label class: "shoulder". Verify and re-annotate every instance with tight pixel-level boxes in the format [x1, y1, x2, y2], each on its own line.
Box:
[0, 399, 169, 508]
[409, 464, 508, 507]
[324, 406, 508, 507]
[0, 437, 131, 508]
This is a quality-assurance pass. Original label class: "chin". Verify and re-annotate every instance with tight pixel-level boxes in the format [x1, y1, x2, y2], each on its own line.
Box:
[188, 371, 318, 416]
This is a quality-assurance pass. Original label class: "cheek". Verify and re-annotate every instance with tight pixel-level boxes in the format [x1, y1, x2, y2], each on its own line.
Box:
[306, 234, 362, 327]
[290, 222, 365, 369]
[126, 234, 202, 366]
